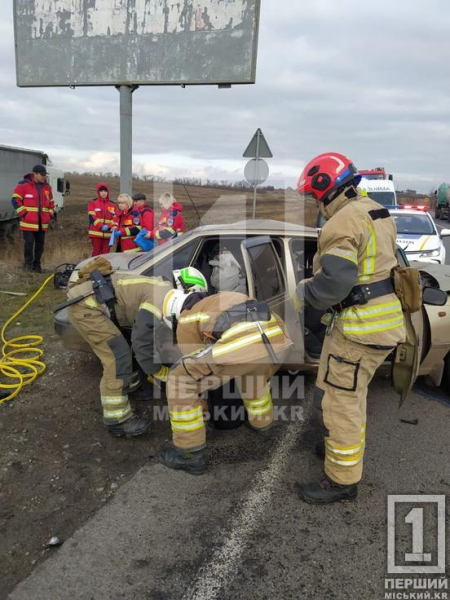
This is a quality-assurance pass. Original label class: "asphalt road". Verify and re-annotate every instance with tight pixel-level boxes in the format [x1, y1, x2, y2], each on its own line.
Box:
[8, 374, 450, 600]
[433, 216, 450, 264]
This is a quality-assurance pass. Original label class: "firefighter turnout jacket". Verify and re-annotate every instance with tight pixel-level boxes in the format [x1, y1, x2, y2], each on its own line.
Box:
[166, 292, 293, 450]
[298, 190, 406, 346]
[12, 173, 54, 232]
[88, 183, 116, 240]
[297, 189, 406, 487]
[67, 274, 172, 425]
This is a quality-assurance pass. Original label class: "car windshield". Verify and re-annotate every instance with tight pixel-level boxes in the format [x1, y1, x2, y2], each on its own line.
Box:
[128, 231, 195, 269]
[391, 213, 436, 235]
[366, 191, 396, 206]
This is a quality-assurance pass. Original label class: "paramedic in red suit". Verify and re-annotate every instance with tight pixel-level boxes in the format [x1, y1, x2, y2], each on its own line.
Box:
[11, 164, 54, 273]
[111, 194, 142, 252]
[132, 192, 154, 233]
[152, 192, 184, 246]
[87, 183, 116, 256]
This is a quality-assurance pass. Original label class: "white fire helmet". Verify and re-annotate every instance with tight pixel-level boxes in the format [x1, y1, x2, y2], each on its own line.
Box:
[162, 289, 194, 328]
[173, 267, 208, 293]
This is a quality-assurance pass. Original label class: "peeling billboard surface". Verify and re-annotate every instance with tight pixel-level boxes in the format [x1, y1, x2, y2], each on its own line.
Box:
[14, 0, 260, 86]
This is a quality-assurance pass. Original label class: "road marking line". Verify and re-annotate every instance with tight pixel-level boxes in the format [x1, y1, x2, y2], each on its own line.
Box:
[182, 421, 304, 600]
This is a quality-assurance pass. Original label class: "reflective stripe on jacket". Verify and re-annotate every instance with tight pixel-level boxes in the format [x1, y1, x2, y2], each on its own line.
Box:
[12, 173, 54, 232]
[300, 191, 406, 346]
[67, 274, 172, 375]
[88, 194, 117, 239]
[113, 209, 142, 251]
[176, 291, 293, 365]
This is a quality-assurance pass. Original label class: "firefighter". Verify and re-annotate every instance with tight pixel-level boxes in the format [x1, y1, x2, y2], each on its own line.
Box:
[67, 261, 208, 437]
[157, 289, 293, 475]
[87, 183, 116, 256]
[152, 192, 184, 245]
[11, 164, 54, 272]
[111, 194, 142, 252]
[295, 152, 406, 504]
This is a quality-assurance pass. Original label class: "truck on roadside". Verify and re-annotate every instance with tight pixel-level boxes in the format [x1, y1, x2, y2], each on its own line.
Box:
[434, 183, 450, 221]
[0, 144, 69, 239]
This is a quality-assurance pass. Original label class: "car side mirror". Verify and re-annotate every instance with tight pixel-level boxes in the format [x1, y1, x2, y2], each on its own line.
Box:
[439, 228, 450, 237]
[422, 286, 447, 306]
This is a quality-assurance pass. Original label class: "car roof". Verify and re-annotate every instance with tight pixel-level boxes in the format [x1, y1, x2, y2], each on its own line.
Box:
[194, 219, 317, 235]
[389, 209, 432, 218]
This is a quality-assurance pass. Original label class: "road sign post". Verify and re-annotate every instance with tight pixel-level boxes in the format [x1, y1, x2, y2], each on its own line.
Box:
[243, 129, 273, 219]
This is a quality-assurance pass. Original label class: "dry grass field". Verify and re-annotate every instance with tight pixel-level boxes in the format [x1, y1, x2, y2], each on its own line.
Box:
[2, 173, 318, 272]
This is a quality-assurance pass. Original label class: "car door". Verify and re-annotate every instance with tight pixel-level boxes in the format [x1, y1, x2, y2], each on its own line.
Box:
[391, 248, 421, 405]
[240, 235, 304, 366]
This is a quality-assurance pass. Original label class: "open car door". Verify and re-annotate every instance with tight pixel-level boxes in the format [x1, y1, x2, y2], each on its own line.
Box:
[240, 235, 304, 367]
[392, 312, 420, 407]
[391, 248, 422, 406]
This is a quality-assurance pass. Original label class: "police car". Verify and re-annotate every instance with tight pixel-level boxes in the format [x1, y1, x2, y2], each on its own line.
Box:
[389, 207, 450, 264]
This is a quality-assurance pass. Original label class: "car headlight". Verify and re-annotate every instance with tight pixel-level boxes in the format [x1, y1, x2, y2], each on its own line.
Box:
[419, 249, 441, 257]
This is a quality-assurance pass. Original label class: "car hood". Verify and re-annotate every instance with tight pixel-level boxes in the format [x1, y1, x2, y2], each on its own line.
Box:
[397, 234, 440, 253]
[411, 261, 450, 291]
[68, 251, 150, 284]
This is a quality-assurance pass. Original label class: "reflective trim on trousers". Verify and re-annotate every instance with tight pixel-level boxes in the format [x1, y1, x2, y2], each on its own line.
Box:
[243, 392, 273, 416]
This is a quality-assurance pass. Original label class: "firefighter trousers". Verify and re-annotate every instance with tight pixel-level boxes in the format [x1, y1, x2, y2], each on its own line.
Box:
[314, 328, 393, 485]
[167, 347, 281, 450]
[68, 303, 134, 425]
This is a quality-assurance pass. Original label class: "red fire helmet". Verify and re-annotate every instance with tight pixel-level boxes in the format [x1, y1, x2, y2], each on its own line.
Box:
[297, 152, 361, 203]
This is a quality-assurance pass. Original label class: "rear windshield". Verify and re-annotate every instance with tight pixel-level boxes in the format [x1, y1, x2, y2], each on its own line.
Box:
[391, 214, 436, 235]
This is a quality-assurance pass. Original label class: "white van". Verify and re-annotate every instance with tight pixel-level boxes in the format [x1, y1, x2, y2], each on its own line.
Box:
[358, 178, 397, 206]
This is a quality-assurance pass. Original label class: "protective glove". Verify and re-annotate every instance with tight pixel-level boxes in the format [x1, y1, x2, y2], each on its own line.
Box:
[113, 229, 122, 237]
[293, 279, 311, 312]
[147, 365, 170, 387]
[101, 225, 109, 232]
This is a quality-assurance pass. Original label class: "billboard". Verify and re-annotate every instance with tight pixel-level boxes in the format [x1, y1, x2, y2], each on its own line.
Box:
[13, 0, 261, 87]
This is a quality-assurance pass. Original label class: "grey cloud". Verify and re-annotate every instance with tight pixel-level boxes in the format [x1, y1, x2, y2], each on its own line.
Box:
[0, 1, 449, 191]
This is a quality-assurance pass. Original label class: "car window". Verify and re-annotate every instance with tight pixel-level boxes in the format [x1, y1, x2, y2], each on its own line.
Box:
[391, 214, 436, 235]
[141, 239, 198, 280]
[246, 241, 285, 300]
[192, 236, 248, 294]
[290, 238, 318, 282]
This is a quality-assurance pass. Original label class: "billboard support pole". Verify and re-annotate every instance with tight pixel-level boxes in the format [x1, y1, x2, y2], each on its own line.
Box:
[117, 85, 138, 195]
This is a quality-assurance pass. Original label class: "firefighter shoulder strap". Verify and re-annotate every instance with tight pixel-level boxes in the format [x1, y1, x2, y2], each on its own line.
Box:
[392, 265, 422, 313]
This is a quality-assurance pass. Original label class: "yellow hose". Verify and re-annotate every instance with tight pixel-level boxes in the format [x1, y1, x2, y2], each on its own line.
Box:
[0, 275, 54, 404]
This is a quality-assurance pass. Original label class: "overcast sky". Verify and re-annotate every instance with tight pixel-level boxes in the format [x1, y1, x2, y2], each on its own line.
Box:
[1, 0, 450, 192]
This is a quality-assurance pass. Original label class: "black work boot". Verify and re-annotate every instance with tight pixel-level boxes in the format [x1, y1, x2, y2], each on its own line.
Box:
[158, 442, 207, 475]
[297, 478, 358, 504]
[108, 415, 150, 438]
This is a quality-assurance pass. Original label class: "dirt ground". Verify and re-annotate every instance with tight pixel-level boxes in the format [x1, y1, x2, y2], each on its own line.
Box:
[0, 175, 318, 597]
